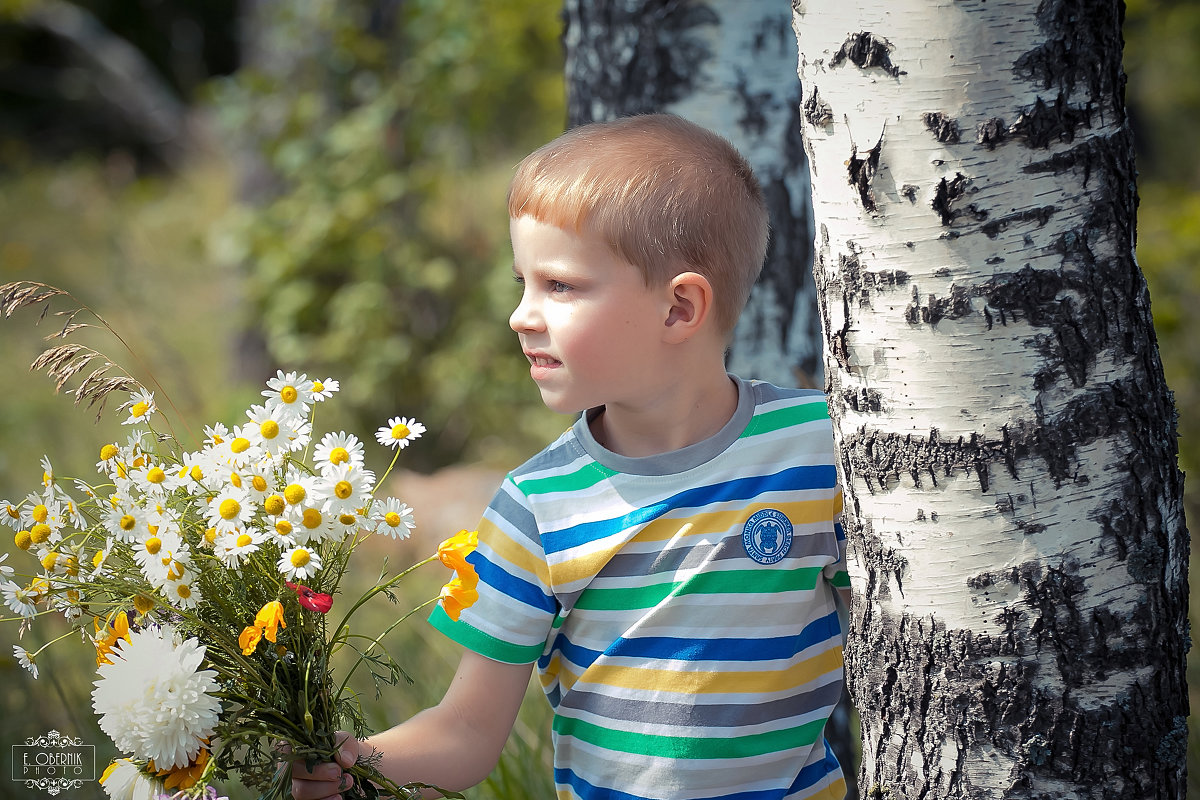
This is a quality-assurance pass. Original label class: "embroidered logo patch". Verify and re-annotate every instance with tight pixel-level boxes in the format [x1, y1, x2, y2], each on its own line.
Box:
[742, 509, 793, 565]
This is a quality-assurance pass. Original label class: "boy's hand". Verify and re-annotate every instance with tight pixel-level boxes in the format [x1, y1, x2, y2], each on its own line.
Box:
[289, 732, 361, 800]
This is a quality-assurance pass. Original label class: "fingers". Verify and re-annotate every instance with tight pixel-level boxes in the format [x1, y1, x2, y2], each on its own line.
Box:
[333, 730, 361, 769]
[290, 761, 353, 800]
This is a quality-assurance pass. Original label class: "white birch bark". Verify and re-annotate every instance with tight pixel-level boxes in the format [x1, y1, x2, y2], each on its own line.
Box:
[564, 0, 822, 387]
[792, 0, 1188, 797]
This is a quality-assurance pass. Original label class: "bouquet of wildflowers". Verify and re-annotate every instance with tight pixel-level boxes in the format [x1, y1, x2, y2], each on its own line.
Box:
[0, 283, 480, 800]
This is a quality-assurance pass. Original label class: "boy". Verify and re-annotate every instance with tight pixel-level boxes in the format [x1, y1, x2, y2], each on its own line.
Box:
[291, 114, 850, 800]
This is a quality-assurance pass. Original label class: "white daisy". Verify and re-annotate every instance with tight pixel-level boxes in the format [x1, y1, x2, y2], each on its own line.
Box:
[310, 377, 339, 401]
[330, 508, 366, 537]
[129, 460, 180, 497]
[132, 530, 183, 584]
[214, 528, 265, 569]
[161, 573, 201, 610]
[0, 552, 13, 582]
[2, 583, 38, 618]
[13, 645, 37, 679]
[313, 463, 375, 517]
[120, 389, 156, 426]
[285, 504, 335, 545]
[370, 497, 416, 540]
[207, 423, 262, 469]
[312, 431, 365, 474]
[92, 626, 221, 770]
[39, 455, 55, 487]
[99, 758, 162, 800]
[375, 416, 426, 449]
[206, 487, 256, 535]
[278, 545, 323, 580]
[0, 498, 22, 531]
[245, 403, 309, 457]
[103, 503, 145, 543]
[263, 370, 316, 420]
[279, 468, 317, 511]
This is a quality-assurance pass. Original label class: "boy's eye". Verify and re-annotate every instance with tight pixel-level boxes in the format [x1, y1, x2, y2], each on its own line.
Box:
[550, 280, 571, 293]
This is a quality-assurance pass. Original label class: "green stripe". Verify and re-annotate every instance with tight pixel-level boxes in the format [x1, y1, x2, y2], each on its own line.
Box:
[552, 714, 826, 759]
[428, 605, 544, 664]
[830, 571, 851, 588]
[516, 463, 617, 496]
[574, 566, 823, 611]
[740, 402, 829, 439]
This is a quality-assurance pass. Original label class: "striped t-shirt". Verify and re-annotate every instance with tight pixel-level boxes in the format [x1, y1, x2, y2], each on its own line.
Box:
[430, 378, 848, 800]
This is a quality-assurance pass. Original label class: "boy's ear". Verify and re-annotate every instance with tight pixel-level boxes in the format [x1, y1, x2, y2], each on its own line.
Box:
[663, 271, 714, 343]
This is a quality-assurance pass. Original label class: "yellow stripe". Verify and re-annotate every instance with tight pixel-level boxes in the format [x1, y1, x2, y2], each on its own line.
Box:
[478, 517, 551, 587]
[558, 646, 843, 696]
[550, 497, 842, 585]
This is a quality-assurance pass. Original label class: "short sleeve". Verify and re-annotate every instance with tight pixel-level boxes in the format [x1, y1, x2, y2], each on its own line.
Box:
[822, 491, 850, 591]
[428, 475, 559, 664]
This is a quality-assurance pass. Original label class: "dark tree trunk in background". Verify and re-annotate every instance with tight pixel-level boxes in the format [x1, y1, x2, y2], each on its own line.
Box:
[564, 0, 823, 388]
[793, 0, 1188, 797]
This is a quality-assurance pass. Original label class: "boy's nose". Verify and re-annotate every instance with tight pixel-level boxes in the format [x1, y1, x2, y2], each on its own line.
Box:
[509, 295, 541, 333]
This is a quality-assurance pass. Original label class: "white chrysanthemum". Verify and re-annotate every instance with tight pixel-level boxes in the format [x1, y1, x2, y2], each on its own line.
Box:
[278, 545, 323, 580]
[120, 389, 156, 427]
[99, 757, 162, 800]
[370, 497, 416, 540]
[313, 463, 375, 516]
[310, 377, 339, 401]
[312, 431, 365, 474]
[375, 416, 426, 449]
[13, 645, 38, 679]
[92, 627, 220, 769]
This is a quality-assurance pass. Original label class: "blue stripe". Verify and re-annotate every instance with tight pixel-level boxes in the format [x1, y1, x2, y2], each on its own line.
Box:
[544, 610, 842, 673]
[555, 764, 837, 800]
[467, 550, 557, 614]
[542, 464, 838, 555]
[788, 738, 842, 796]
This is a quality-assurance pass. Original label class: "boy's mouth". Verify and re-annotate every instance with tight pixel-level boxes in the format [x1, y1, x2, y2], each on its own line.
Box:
[524, 351, 560, 367]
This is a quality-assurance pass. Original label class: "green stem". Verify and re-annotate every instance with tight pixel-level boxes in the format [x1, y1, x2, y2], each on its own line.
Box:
[334, 596, 438, 695]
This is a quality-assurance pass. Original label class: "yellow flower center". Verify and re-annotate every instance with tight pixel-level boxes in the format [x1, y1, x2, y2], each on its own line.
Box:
[302, 509, 323, 529]
[275, 519, 293, 537]
[4, 504, 16, 519]
[281, 386, 298, 403]
[284, 484, 306, 505]
[145, 537, 162, 555]
[133, 595, 154, 613]
[391, 423, 410, 440]
[148, 523, 159, 535]
[132, 456, 146, 469]
[32, 504, 48, 523]
[260, 420, 280, 440]
[119, 515, 136, 531]
[130, 400, 150, 418]
[64, 556, 79, 576]
[334, 480, 353, 500]
[31, 523, 51, 543]
[41, 552, 59, 570]
[219, 498, 241, 520]
[167, 560, 185, 580]
[190, 465, 204, 481]
[93, 550, 106, 568]
[204, 527, 217, 544]
[312, 380, 324, 393]
[290, 549, 311, 568]
[329, 447, 350, 465]
[264, 495, 285, 515]
[236, 533, 253, 548]
[66, 589, 80, 603]
[230, 472, 243, 488]
[339, 513, 357, 525]
[251, 475, 268, 492]
[176, 583, 192, 599]
[384, 512, 402, 527]
[99, 444, 119, 461]
[231, 437, 251, 454]
[15, 531, 32, 550]
[147, 467, 166, 484]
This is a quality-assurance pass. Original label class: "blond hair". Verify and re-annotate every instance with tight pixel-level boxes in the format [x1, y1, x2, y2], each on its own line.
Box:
[507, 114, 768, 335]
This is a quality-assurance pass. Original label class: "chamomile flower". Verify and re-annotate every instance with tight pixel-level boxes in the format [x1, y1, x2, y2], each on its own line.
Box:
[208, 423, 262, 469]
[120, 389, 156, 426]
[0, 498, 22, 530]
[13, 645, 38, 679]
[39, 455, 56, 488]
[162, 572, 201, 610]
[0, 553, 12, 583]
[132, 529, 183, 583]
[203, 422, 230, 448]
[92, 626, 221, 770]
[246, 403, 309, 457]
[312, 431, 365, 474]
[263, 370, 316, 420]
[99, 758, 162, 800]
[285, 504, 335, 545]
[310, 377, 339, 401]
[278, 545, 323, 580]
[370, 497, 416, 540]
[130, 460, 180, 497]
[104, 502, 145, 543]
[2, 583, 38, 618]
[215, 529, 265, 569]
[207, 487, 256, 535]
[314, 463, 375, 516]
[278, 468, 317, 511]
[375, 416, 426, 449]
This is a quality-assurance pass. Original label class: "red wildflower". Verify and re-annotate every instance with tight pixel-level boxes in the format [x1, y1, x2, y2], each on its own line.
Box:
[285, 581, 333, 614]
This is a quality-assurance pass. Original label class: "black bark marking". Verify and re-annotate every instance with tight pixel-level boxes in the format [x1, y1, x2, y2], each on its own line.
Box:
[1009, 93, 1094, 148]
[830, 31, 904, 77]
[976, 117, 1007, 149]
[922, 111, 961, 143]
[802, 86, 833, 127]
[900, 184, 918, 203]
[848, 137, 883, 212]
[980, 205, 1058, 239]
[931, 173, 971, 225]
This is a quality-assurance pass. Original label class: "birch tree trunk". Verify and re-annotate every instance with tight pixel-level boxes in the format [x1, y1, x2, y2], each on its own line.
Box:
[564, 0, 822, 387]
[792, 0, 1188, 797]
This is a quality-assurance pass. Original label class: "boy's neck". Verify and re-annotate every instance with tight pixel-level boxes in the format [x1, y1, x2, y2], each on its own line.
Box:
[587, 366, 740, 458]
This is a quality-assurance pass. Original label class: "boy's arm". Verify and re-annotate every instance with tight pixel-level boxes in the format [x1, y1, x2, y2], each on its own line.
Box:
[291, 649, 533, 799]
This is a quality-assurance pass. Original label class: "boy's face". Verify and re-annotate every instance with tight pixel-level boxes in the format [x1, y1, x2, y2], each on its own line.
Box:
[509, 215, 668, 415]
